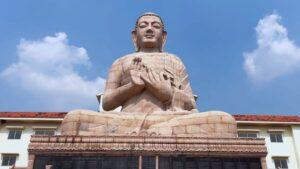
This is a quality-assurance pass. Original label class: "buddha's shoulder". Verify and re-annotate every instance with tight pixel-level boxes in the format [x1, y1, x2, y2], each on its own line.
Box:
[163, 52, 183, 62]
[111, 53, 139, 65]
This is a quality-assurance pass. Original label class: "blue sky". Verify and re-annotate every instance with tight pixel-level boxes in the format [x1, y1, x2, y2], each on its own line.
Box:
[1, 1, 300, 115]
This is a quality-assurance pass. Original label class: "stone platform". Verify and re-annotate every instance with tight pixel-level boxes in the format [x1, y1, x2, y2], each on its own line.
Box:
[27, 135, 267, 169]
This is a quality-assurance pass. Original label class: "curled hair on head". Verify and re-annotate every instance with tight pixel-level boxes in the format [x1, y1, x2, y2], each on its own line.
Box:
[135, 12, 165, 31]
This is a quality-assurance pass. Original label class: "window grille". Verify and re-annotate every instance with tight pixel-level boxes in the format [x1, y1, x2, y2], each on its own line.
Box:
[8, 130, 22, 139]
[238, 132, 258, 138]
[274, 158, 288, 169]
[1, 154, 17, 166]
[34, 129, 55, 136]
[270, 133, 283, 143]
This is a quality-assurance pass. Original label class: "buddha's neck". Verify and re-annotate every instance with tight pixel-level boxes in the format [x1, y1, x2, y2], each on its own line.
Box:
[139, 48, 160, 53]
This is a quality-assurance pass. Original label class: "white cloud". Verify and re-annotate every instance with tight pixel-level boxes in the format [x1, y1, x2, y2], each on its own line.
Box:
[243, 13, 300, 83]
[1, 32, 105, 111]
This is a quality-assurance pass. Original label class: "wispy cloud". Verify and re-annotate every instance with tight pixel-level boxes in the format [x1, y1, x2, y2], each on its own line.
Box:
[243, 13, 300, 84]
[1, 32, 105, 111]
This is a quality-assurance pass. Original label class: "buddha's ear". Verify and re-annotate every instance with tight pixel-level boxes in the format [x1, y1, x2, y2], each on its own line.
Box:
[161, 31, 167, 52]
[132, 30, 139, 52]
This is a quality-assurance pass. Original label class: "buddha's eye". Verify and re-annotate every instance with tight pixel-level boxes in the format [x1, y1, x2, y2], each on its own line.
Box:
[139, 22, 148, 28]
[152, 22, 161, 29]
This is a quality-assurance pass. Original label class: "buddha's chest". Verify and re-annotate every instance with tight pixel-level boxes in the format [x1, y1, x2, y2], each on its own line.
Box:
[123, 54, 180, 74]
[121, 54, 182, 88]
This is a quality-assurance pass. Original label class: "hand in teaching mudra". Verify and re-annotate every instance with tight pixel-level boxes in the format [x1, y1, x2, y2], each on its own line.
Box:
[141, 68, 173, 104]
[129, 57, 146, 89]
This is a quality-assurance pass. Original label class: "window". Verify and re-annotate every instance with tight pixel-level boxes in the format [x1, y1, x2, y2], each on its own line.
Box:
[1, 154, 17, 166]
[34, 129, 55, 136]
[270, 133, 283, 143]
[274, 158, 288, 169]
[8, 130, 22, 139]
[238, 132, 257, 138]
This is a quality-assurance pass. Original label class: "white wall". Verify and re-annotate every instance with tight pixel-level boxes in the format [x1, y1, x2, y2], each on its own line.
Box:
[0, 121, 61, 169]
[291, 125, 300, 169]
[238, 125, 300, 169]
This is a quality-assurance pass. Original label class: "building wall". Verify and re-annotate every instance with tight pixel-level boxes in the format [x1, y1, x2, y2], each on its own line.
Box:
[238, 124, 300, 169]
[0, 120, 299, 169]
[0, 121, 61, 169]
[292, 125, 300, 168]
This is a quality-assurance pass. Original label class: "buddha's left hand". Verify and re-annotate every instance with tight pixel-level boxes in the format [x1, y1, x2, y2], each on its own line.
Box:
[141, 68, 173, 104]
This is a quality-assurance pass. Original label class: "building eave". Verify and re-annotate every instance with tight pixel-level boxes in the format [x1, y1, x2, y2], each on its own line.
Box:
[0, 117, 63, 122]
[237, 120, 300, 125]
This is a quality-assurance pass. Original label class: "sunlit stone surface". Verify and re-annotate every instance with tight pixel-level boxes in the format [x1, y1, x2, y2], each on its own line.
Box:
[61, 13, 237, 137]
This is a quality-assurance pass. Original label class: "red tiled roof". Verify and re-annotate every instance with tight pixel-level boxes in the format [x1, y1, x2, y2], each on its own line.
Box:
[233, 114, 300, 122]
[0, 112, 299, 122]
[0, 112, 67, 118]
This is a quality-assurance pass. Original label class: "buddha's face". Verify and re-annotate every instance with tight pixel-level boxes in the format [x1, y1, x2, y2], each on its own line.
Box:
[133, 15, 166, 52]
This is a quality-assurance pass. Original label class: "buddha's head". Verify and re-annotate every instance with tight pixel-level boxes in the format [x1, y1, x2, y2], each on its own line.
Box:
[132, 13, 167, 52]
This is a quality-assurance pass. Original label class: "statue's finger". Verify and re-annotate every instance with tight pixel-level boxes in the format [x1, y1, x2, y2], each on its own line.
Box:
[148, 69, 156, 82]
[153, 71, 160, 82]
[132, 61, 137, 69]
[148, 72, 154, 82]
[143, 64, 148, 72]
[159, 72, 164, 81]
[141, 75, 150, 85]
[135, 60, 140, 69]
[152, 69, 159, 81]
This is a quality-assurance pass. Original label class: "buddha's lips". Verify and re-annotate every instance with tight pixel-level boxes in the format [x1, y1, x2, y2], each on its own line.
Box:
[145, 34, 154, 38]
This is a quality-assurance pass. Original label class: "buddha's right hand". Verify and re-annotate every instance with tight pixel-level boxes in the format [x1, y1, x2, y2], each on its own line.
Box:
[129, 57, 146, 88]
[130, 69, 144, 87]
[141, 68, 173, 104]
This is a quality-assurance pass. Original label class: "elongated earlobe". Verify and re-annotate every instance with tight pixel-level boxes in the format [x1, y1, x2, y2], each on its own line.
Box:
[160, 31, 167, 52]
[132, 31, 139, 52]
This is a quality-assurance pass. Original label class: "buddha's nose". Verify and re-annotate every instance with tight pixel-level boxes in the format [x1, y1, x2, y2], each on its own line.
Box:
[146, 26, 154, 33]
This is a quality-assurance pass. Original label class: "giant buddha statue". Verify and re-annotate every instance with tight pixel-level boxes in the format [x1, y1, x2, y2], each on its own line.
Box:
[61, 13, 237, 137]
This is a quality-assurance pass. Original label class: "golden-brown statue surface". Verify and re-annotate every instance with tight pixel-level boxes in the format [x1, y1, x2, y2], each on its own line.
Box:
[102, 52, 196, 113]
[61, 13, 237, 137]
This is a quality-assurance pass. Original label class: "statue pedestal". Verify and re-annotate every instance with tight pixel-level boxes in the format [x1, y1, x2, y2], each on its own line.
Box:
[27, 135, 267, 169]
